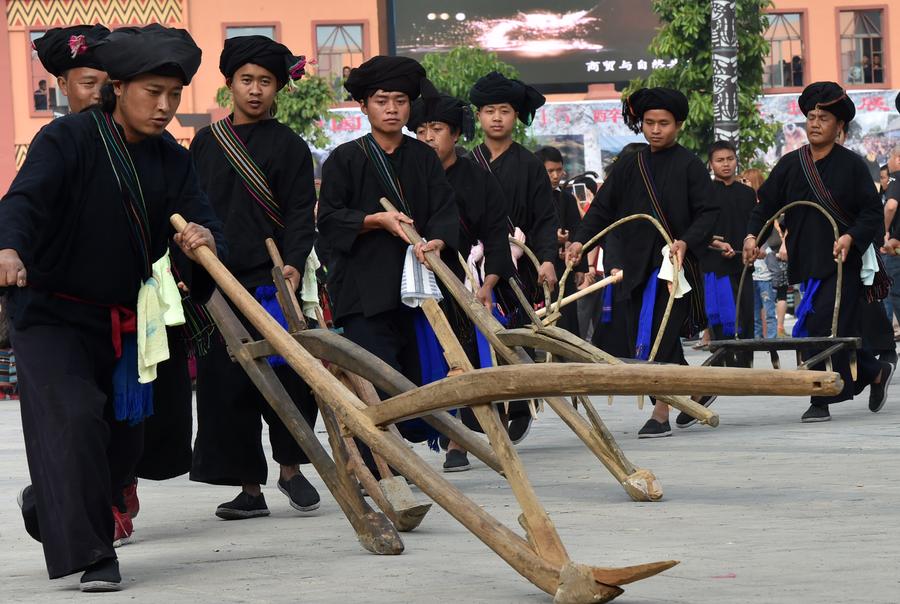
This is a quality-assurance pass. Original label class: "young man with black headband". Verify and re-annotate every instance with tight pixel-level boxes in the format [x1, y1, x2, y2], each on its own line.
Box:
[409, 93, 514, 471]
[744, 82, 889, 423]
[189, 35, 321, 520]
[468, 71, 559, 442]
[567, 87, 719, 439]
[0, 24, 224, 591]
[317, 55, 459, 474]
[32, 24, 110, 113]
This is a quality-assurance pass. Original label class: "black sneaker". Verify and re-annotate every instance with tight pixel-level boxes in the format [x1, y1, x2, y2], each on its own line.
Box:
[801, 404, 831, 423]
[869, 361, 894, 413]
[507, 416, 533, 444]
[215, 491, 270, 520]
[442, 449, 471, 473]
[17, 485, 41, 542]
[637, 419, 672, 439]
[80, 558, 122, 592]
[277, 474, 321, 513]
[675, 395, 719, 429]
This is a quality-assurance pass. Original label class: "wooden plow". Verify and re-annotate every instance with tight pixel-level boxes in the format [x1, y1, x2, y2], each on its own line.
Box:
[172, 200, 841, 602]
[704, 201, 861, 377]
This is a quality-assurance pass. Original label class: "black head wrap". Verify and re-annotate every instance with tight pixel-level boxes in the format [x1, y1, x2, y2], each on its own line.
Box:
[896, 90, 900, 114]
[33, 25, 110, 77]
[407, 95, 475, 141]
[622, 87, 689, 133]
[92, 24, 201, 84]
[468, 71, 545, 125]
[798, 82, 855, 123]
[344, 55, 438, 104]
[219, 35, 306, 89]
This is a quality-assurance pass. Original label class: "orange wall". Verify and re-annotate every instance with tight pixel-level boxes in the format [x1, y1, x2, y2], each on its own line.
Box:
[770, 0, 898, 89]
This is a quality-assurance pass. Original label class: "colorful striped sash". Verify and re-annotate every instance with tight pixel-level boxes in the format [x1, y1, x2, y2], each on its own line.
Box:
[636, 148, 707, 334]
[355, 133, 413, 218]
[210, 116, 284, 228]
[92, 111, 152, 280]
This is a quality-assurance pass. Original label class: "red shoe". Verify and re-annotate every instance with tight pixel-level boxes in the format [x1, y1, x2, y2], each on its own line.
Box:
[112, 507, 133, 548]
[122, 479, 139, 519]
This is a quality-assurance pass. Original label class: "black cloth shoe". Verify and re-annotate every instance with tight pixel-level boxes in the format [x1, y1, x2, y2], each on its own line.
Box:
[638, 419, 672, 439]
[80, 558, 122, 592]
[215, 491, 270, 520]
[442, 449, 471, 473]
[507, 416, 533, 444]
[869, 361, 894, 413]
[675, 395, 719, 429]
[17, 485, 41, 542]
[801, 404, 831, 423]
[278, 474, 321, 512]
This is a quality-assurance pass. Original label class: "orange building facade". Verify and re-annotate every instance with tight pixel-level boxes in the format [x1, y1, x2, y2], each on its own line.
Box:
[0, 0, 388, 189]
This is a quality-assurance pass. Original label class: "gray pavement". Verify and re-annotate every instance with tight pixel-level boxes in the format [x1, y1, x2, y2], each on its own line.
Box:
[0, 348, 899, 603]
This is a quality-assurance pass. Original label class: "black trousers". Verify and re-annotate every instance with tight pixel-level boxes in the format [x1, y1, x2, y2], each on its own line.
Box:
[708, 272, 754, 368]
[805, 271, 881, 406]
[135, 327, 193, 481]
[13, 324, 142, 579]
[591, 294, 632, 358]
[860, 297, 895, 358]
[191, 304, 318, 487]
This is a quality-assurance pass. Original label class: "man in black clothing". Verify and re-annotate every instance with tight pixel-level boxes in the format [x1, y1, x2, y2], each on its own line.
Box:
[33, 25, 110, 114]
[469, 71, 559, 442]
[190, 35, 320, 519]
[535, 145, 587, 335]
[744, 81, 890, 422]
[409, 93, 514, 471]
[317, 56, 459, 473]
[0, 24, 224, 591]
[567, 87, 719, 439]
[674, 140, 757, 429]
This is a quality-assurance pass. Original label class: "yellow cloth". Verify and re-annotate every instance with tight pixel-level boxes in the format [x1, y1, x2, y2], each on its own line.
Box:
[300, 249, 323, 321]
[657, 245, 692, 298]
[137, 251, 186, 383]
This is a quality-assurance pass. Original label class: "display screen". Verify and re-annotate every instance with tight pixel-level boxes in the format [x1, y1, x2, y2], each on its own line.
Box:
[391, 1, 664, 88]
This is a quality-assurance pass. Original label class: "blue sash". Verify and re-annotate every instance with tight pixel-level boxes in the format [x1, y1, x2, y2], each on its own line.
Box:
[792, 278, 821, 337]
[601, 283, 614, 324]
[634, 269, 660, 361]
[255, 285, 290, 367]
[113, 334, 153, 426]
[704, 272, 737, 337]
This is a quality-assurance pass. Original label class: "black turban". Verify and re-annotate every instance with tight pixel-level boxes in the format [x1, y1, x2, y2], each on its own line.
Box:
[896, 91, 900, 114]
[92, 24, 201, 84]
[623, 87, 689, 133]
[33, 25, 110, 77]
[468, 71, 545, 125]
[344, 55, 438, 103]
[219, 35, 306, 89]
[798, 82, 855, 123]
[407, 95, 475, 141]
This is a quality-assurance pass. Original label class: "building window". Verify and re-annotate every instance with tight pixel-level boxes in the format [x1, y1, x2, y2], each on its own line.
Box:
[225, 26, 276, 40]
[29, 30, 68, 114]
[763, 13, 804, 88]
[840, 9, 885, 85]
[315, 24, 365, 100]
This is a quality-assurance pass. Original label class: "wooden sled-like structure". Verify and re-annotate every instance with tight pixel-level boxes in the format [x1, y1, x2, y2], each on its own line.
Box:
[704, 201, 861, 378]
[170, 207, 843, 603]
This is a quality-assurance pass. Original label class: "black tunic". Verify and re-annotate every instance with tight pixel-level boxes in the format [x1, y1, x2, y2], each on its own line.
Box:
[317, 135, 459, 322]
[444, 155, 514, 280]
[749, 144, 882, 283]
[701, 180, 758, 276]
[0, 111, 225, 331]
[573, 144, 719, 299]
[190, 117, 316, 289]
[474, 142, 559, 264]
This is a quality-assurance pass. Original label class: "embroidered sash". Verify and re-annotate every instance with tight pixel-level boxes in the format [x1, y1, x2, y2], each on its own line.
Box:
[210, 116, 285, 228]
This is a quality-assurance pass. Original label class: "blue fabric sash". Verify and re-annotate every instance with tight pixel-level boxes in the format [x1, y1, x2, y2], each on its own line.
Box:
[635, 268, 660, 361]
[113, 334, 154, 426]
[792, 278, 821, 338]
[704, 272, 737, 337]
[411, 311, 447, 451]
[255, 285, 289, 367]
[601, 283, 614, 324]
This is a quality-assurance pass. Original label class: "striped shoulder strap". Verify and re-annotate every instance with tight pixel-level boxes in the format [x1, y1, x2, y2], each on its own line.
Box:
[210, 116, 284, 228]
[798, 144, 852, 228]
[354, 133, 413, 218]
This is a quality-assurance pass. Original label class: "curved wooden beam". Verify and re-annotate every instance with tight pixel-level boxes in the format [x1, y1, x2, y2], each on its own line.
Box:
[366, 363, 843, 426]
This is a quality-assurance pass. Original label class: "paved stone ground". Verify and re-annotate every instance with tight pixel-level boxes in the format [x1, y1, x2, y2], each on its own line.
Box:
[0, 348, 898, 603]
